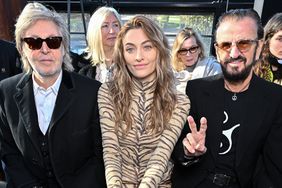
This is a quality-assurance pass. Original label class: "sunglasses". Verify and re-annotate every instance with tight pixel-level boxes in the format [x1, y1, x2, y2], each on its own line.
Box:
[178, 46, 199, 55]
[22, 36, 63, 50]
[215, 39, 258, 53]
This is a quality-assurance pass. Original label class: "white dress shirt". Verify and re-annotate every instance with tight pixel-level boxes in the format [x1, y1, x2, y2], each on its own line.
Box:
[33, 71, 62, 135]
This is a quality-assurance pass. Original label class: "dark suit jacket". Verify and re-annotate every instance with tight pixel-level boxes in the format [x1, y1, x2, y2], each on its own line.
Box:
[0, 71, 106, 188]
[0, 40, 22, 81]
[172, 74, 282, 188]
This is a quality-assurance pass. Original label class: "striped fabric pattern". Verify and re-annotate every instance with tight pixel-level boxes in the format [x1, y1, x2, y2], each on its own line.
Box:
[98, 79, 190, 188]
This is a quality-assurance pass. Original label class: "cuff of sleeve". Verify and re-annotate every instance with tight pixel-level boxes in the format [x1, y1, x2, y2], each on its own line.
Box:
[181, 154, 201, 166]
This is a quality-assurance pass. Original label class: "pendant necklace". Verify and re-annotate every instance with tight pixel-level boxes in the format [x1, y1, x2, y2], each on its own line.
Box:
[224, 81, 250, 101]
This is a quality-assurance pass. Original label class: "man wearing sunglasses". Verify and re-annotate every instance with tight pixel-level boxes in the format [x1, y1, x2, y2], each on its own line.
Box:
[172, 9, 282, 188]
[0, 2, 106, 188]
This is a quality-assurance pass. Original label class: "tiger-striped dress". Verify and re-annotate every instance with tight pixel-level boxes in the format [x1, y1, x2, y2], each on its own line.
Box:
[98, 78, 190, 188]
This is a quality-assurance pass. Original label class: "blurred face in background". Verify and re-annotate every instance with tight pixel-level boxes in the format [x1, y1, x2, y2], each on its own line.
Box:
[269, 30, 282, 59]
[123, 28, 157, 82]
[177, 36, 201, 67]
[101, 13, 120, 49]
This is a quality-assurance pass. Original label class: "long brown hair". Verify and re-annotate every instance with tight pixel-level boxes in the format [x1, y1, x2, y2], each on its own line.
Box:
[109, 15, 177, 134]
[254, 13, 282, 81]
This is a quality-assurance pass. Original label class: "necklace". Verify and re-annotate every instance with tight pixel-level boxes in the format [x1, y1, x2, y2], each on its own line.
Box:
[224, 81, 250, 101]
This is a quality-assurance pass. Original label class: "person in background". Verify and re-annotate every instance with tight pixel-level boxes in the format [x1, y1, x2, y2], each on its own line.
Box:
[0, 39, 22, 81]
[0, 2, 106, 187]
[254, 13, 282, 85]
[98, 15, 190, 187]
[0, 39, 22, 183]
[172, 9, 282, 188]
[171, 27, 221, 93]
[77, 6, 121, 82]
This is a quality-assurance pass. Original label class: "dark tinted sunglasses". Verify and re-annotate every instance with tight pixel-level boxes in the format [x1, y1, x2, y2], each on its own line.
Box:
[215, 39, 258, 53]
[178, 46, 199, 55]
[22, 36, 62, 50]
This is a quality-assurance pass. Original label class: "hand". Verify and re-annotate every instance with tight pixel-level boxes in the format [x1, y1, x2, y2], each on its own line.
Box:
[183, 115, 207, 157]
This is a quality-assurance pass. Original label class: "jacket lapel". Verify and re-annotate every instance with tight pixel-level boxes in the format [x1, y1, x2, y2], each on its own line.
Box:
[202, 76, 225, 161]
[14, 74, 41, 151]
[48, 71, 74, 133]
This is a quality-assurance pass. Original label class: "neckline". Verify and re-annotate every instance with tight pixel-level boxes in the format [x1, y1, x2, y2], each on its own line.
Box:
[224, 81, 250, 101]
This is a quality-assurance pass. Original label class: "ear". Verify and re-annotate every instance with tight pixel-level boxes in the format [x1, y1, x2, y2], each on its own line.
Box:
[214, 43, 220, 62]
[255, 39, 264, 60]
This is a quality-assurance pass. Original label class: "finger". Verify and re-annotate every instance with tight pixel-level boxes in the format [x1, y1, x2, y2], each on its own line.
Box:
[186, 133, 197, 148]
[195, 143, 207, 153]
[183, 138, 195, 154]
[187, 116, 197, 134]
[199, 117, 207, 135]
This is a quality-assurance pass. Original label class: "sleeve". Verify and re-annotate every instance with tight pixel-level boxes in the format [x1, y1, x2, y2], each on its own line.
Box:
[171, 81, 200, 165]
[0, 85, 41, 188]
[254, 94, 282, 187]
[139, 93, 190, 188]
[98, 84, 122, 188]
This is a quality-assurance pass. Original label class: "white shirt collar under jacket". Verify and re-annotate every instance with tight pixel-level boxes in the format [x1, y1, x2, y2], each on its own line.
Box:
[33, 71, 62, 135]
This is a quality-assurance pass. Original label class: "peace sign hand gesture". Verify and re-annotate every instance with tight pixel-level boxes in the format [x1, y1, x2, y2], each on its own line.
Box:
[183, 115, 207, 157]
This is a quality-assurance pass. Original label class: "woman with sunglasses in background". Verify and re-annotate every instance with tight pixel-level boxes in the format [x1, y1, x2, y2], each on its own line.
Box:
[98, 15, 190, 187]
[171, 27, 222, 93]
[254, 13, 282, 85]
[76, 6, 121, 83]
[0, 2, 106, 187]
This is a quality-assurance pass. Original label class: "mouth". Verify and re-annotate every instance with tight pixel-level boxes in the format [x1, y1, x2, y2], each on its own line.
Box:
[225, 57, 246, 67]
[185, 58, 194, 62]
[134, 64, 147, 69]
[40, 59, 53, 65]
[107, 37, 116, 40]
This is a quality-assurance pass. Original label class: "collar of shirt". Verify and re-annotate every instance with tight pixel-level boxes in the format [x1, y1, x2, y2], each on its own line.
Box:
[32, 71, 62, 96]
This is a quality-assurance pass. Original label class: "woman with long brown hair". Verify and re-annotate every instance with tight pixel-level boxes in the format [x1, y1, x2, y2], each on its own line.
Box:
[98, 15, 190, 187]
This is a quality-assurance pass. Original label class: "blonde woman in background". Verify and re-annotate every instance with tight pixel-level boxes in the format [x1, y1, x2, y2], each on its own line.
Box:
[78, 6, 121, 82]
[172, 27, 221, 93]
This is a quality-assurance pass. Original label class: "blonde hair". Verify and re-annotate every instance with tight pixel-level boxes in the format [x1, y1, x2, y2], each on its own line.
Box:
[171, 27, 206, 72]
[109, 15, 177, 134]
[15, 2, 73, 73]
[86, 6, 121, 66]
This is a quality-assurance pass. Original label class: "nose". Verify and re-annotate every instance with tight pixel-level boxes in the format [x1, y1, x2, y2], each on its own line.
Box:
[185, 51, 192, 56]
[109, 26, 115, 34]
[229, 43, 241, 59]
[136, 48, 144, 62]
[40, 41, 50, 53]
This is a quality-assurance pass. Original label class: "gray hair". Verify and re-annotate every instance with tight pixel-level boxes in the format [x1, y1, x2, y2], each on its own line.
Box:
[15, 2, 73, 73]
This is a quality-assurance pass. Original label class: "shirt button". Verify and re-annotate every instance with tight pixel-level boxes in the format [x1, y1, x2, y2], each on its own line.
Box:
[47, 171, 53, 177]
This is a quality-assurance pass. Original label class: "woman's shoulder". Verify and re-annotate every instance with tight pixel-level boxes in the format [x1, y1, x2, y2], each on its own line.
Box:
[201, 56, 219, 65]
[201, 56, 222, 72]
[78, 64, 97, 79]
[70, 51, 91, 72]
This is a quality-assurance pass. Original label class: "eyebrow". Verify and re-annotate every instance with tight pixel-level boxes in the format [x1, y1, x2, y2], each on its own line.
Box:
[125, 40, 152, 46]
[180, 45, 198, 49]
[103, 21, 119, 24]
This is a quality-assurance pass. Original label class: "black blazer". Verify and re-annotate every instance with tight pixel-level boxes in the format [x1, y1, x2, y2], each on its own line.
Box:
[172, 74, 282, 188]
[0, 71, 106, 188]
[0, 40, 22, 81]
